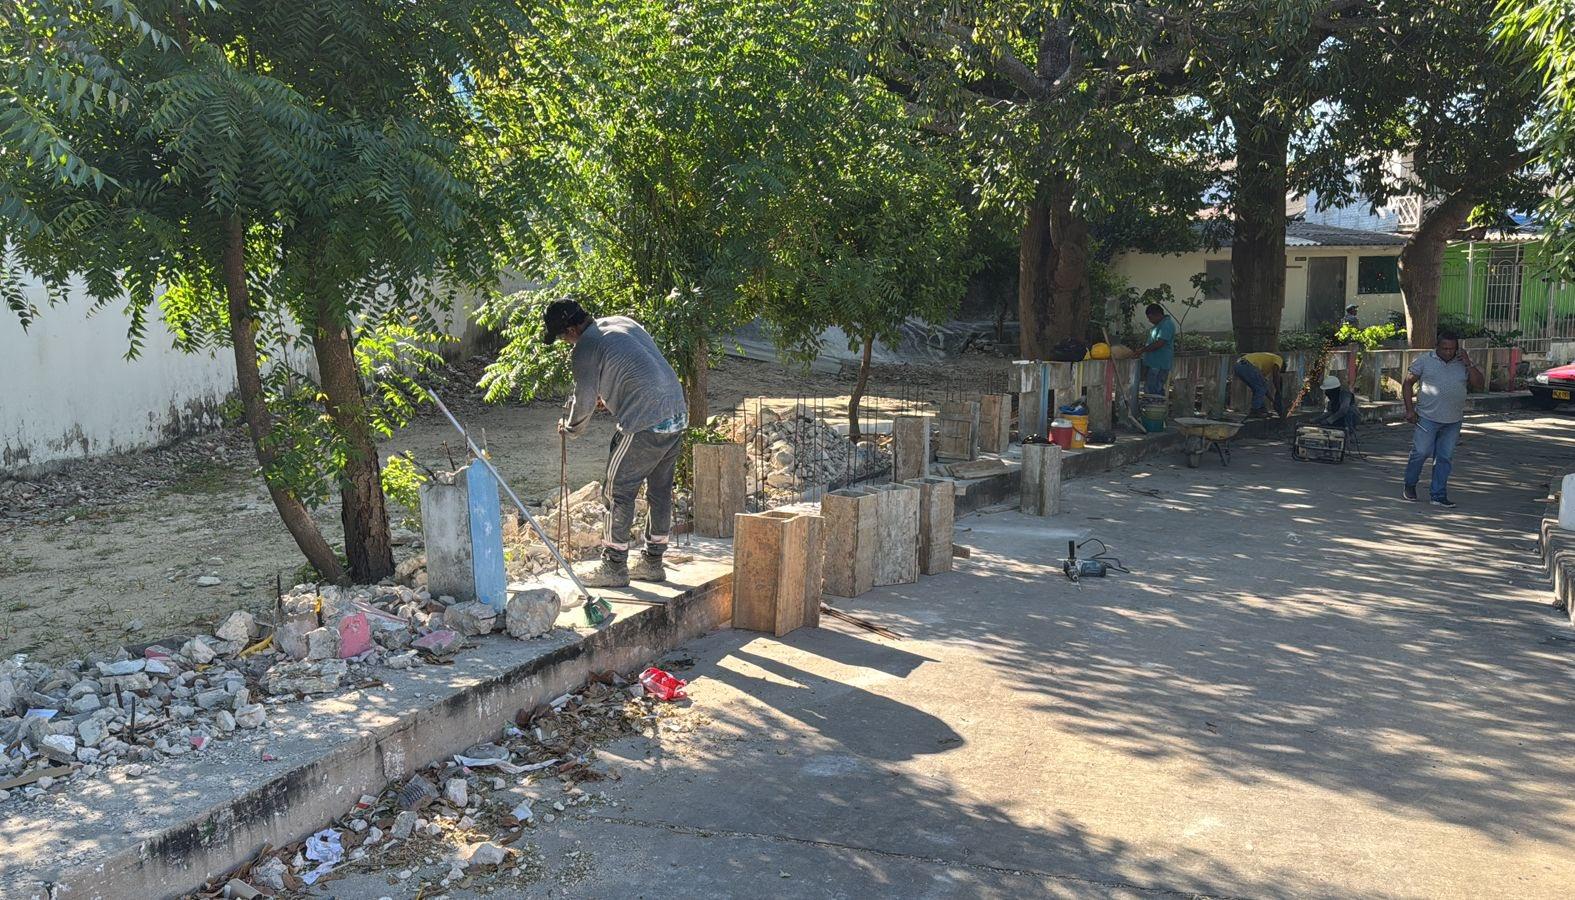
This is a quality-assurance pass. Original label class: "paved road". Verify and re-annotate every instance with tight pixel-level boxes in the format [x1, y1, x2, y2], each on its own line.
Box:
[330, 411, 1575, 899]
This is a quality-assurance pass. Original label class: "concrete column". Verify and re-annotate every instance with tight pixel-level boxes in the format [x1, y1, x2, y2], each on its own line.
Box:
[691, 443, 746, 538]
[1011, 361, 1044, 439]
[464, 463, 508, 613]
[1202, 375, 1227, 419]
[733, 509, 823, 636]
[1020, 442, 1063, 517]
[1561, 474, 1575, 531]
[891, 415, 932, 482]
[421, 469, 476, 602]
[868, 482, 920, 586]
[904, 477, 955, 575]
[935, 400, 980, 461]
[978, 394, 1011, 454]
[820, 488, 877, 598]
[1085, 363, 1113, 444]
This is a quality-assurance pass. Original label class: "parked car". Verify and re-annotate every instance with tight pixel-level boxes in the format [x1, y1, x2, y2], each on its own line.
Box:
[1531, 362, 1575, 409]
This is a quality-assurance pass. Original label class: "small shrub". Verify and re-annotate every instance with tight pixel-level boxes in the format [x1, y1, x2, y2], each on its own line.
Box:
[381, 452, 428, 531]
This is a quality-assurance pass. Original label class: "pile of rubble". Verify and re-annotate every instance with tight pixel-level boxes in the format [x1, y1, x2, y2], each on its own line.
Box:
[0, 580, 566, 807]
[740, 406, 888, 496]
[201, 668, 706, 896]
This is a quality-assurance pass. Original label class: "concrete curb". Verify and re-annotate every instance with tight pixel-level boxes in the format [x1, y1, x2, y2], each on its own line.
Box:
[951, 392, 1532, 516]
[22, 567, 733, 900]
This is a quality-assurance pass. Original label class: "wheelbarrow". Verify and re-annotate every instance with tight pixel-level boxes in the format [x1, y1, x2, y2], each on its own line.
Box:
[1173, 417, 1245, 468]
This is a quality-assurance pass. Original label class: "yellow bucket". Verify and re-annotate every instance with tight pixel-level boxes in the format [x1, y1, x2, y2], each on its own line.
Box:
[1067, 414, 1089, 449]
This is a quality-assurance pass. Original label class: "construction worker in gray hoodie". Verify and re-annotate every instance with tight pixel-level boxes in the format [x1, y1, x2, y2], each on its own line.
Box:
[545, 298, 689, 587]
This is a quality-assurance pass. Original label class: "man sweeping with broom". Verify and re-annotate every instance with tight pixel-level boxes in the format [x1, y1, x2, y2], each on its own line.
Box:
[545, 297, 689, 587]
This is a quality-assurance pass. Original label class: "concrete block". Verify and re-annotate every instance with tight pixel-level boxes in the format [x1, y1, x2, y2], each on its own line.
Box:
[692, 443, 747, 538]
[1202, 376, 1227, 418]
[935, 400, 981, 461]
[421, 470, 476, 603]
[978, 394, 1011, 453]
[820, 488, 877, 598]
[868, 482, 920, 586]
[733, 510, 823, 636]
[904, 477, 955, 575]
[1229, 378, 1252, 414]
[891, 415, 932, 482]
[1561, 475, 1575, 530]
[1020, 441, 1063, 517]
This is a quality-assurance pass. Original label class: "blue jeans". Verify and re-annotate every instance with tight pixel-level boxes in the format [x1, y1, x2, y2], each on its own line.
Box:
[1232, 359, 1270, 412]
[1143, 367, 1169, 397]
[1404, 417, 1461, 501]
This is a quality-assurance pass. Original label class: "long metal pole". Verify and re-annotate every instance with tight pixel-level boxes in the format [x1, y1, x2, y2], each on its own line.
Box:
[425, 388, 594, 602]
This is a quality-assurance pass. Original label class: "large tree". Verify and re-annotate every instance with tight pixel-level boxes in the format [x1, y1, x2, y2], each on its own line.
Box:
[477, 0, 867, 421]
[1306, 1, 1548, 347]
[1, 0, 530, 582]
[1499, 0, 1575, 276]
[888, 2, 1216, 358]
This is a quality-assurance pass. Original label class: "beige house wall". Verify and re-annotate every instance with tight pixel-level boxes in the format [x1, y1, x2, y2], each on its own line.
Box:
[1110, 247, 1404, 335]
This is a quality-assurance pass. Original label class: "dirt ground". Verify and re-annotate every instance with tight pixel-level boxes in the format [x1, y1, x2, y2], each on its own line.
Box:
[0, 353, 1009, 663]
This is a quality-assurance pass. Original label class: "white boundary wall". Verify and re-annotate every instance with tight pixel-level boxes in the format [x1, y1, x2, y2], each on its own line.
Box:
[1, 272, 237, 474]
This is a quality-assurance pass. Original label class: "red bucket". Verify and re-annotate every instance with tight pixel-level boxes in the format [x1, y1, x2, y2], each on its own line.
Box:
[1049, 418, 1075, 450]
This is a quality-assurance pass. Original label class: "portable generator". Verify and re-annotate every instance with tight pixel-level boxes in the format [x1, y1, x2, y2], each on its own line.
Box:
[1292, 425, 1347, 464]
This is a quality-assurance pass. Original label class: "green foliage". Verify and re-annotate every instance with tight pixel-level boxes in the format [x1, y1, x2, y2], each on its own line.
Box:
[1436, 312, 1522, 346]
[1498, 0, 1575, 276]
[478, 0, 874, 403]
[1176, 332, 1236, 355]
[381, 453, 428, 531]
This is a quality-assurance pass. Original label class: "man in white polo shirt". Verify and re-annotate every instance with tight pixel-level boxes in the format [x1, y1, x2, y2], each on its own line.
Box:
[1401, 329, 1483, 508]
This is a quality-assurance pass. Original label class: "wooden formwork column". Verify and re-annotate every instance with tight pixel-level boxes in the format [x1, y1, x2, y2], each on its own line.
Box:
[1085, 361, 1113, 443]
[820, 488, 877, 598]
[1020, 441, 1063, 517]
[935, 400, 981, 461]
[978, 393, 1011, 453]
[891, 415, 932, 482]
[904, 477, 955, 575]
[692, 443, 746, 538]
[1169, 376, 1194, 418]
[733, 509, 823, 636]
[867, 482, 920, 586]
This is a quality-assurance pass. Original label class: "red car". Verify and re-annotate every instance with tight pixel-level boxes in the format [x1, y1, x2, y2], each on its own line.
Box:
[1532, 362, 1575, 409]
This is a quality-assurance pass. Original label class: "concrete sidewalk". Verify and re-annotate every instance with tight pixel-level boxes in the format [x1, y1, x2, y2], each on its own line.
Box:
[326, 412, 1575, 899]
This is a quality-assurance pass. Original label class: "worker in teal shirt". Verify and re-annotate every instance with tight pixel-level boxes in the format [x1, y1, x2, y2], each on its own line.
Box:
[1138, 303, 1177, 396]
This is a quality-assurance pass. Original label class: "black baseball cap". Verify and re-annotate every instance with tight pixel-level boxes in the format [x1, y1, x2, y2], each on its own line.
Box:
[542, 297, 590, 345]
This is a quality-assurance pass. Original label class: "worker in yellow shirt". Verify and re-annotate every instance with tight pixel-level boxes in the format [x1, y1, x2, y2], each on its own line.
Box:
[1233, 351, 1284, 418]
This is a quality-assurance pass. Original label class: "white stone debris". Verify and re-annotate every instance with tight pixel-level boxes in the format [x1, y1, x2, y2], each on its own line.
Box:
[505, 588, 561, 639]
[736, 405, 890, 498]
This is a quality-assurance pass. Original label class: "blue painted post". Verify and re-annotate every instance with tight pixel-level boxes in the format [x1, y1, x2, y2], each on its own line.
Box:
[1038, 361, 1051, 432]
[465, 463, 509, 613]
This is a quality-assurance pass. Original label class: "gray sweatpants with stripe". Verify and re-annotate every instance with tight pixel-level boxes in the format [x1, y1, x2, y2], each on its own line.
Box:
[601, 428, 683, 562]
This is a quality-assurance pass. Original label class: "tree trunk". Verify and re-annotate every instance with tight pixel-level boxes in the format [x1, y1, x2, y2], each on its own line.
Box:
[222, 219, 346, 583]
[311, 298, 395, 584]
[1398, 193, 1477, 349]
[1229, 111, 1290, 353]
[683, 339, 708, 428]
[846, 332, 874, 442]
[1018, 176, 1091, 358]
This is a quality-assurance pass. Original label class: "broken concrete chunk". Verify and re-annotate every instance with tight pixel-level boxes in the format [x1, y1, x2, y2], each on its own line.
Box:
[275, 619, 315, 661]
[39, 733, 77, 763]
[234, 704, 266, 729]
[303, 626, 341, 661]
[263, 659, 346, 696]
[77, 718, 106, 748]
[413, 630, 461, 657]
[195, 688, 230, 710]
[444, 777, 468, 807]
[68, 693, 102, 715]
[443, 601, 498, 637]
[181, 636, 218, 665]
[459, 841, 509, 869]
[101, 672, 152, 693]
[252, 857, 288, 891]
[196, 575, 222, 587]
[385, 651, 417, 670]
[96, 659, 145, 677]
[391, 810, 418, 839]
[505, 587, 561, 640]
[214, 610, 259, 644]
[214, 710, 236, 733]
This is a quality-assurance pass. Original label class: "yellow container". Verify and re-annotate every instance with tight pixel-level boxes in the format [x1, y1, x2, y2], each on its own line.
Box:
[1067, 414, 1089, 449]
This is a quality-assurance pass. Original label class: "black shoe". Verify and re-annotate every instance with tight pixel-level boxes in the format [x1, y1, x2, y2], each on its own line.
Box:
[1430, 496, 1457, 509]
[1402, 484, 1418, 501]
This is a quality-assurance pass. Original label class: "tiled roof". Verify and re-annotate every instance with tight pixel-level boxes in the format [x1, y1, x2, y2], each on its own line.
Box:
[1282, 221, 1408, 247]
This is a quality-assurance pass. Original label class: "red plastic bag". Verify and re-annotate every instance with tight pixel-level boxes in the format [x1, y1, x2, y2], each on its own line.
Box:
[638, 666, 688, 701]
